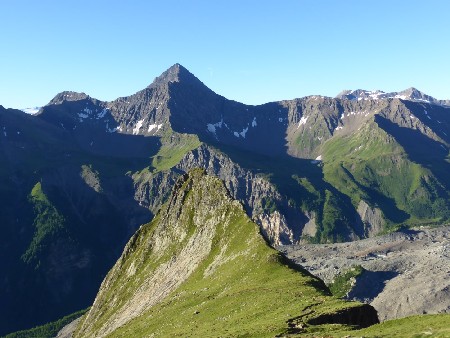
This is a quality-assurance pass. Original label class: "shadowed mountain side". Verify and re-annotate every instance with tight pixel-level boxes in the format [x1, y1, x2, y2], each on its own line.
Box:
[375, 115, 450, 190]
[347, 270, 399, 300]
[0, 163, 153, 335]
[38, 100, 162, 158]
[339, 164, 409, 225]
[166, 70, 291, 157]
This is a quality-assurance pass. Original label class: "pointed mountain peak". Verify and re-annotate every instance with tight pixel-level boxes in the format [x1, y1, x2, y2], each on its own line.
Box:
[149, 63, 203, 88]
[397, 87, 434, 101]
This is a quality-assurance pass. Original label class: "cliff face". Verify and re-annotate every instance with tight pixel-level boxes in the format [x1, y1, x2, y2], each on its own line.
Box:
[75, 169, 378, 337]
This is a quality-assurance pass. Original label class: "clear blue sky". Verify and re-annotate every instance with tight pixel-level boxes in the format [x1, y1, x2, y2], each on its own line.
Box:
[1, 0, 449, 108]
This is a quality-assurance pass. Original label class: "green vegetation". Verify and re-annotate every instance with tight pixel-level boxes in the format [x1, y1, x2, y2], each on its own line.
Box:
[21, 182, 66, 267]
[151, 132, 201, 172]
[321, 121, 450, 229]
[337, 314, 450, 338]
[4, 308, 88, 338]
[328, 265, 365, 298]
[75, 170, 371, 337]
[261, 196, 278, 213]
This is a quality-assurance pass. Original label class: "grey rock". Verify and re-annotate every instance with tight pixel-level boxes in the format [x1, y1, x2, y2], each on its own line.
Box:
[280, 226, 450, 321]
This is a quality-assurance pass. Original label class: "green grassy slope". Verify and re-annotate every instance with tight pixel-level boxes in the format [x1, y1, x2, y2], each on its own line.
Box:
[322, 121, 450, 230]
[335, 314, 450, 338]
[74, 169, 375, 337]
[21, 182, 66, 266]
[151, 131, 201, 172]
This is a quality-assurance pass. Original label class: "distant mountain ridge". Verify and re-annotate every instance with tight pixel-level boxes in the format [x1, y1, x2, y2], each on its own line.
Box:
[336, 87, 450, 106]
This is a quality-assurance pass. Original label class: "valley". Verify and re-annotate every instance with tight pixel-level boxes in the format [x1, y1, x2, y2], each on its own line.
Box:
[281, 225, 450, 321]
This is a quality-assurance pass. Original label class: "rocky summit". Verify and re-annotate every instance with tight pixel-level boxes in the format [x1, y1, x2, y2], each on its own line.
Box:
[1, 64, 450, 334]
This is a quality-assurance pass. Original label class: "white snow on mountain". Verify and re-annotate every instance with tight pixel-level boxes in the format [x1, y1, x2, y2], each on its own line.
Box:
[21, 107, 41, 115]
[148, 123, 163, 133]
[298, 116, 308, 127]
[338, 88, 450, 107]
[133, 119, 145, 135]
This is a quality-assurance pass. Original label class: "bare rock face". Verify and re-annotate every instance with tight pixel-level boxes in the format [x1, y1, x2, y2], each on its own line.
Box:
[301, 211, 318, 238]
[130, 144, 308, 245]
[257, 211, 294, 245]
[56, 318, 82, 338]
[356, 200, 385, 237]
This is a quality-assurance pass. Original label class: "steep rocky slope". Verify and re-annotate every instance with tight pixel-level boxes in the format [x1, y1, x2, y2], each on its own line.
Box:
[74, 169, 378, 337]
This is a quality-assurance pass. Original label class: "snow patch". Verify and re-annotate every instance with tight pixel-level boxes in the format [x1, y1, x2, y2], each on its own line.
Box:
[207, 124, 216, 133]
[148, 124, 163, 133]
[133, 119, 145, 135]
[206, 119, 223, 134]
[311, 155, 322, 164]
[240, 127, 249, 138]
[252, 117, 257, 127]
[298, 116, 308, 127]
[97, 108, 108, 119]
[78, 112, 89, 120]
[21, 107, 40, 115]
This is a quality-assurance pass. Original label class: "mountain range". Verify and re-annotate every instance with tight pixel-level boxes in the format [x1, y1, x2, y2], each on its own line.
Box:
[1, 63, 449, 335]
[336, 87, 450, 107]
